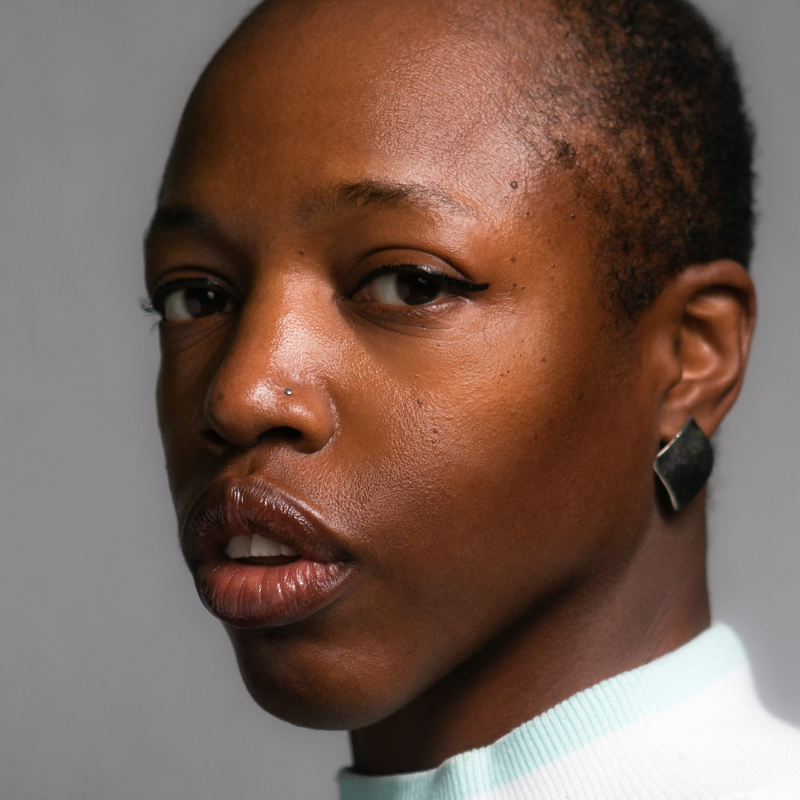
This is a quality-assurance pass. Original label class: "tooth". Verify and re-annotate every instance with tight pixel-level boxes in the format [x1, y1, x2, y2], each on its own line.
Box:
[227, 535, 251, 559]
[250, 533, 282, 557]
[279, 543, 298, 557]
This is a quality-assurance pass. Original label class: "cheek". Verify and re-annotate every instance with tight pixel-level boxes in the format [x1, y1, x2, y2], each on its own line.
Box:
[155, 325, 226, 496]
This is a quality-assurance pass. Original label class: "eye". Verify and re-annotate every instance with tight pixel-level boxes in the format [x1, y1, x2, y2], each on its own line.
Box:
[150, 280, 236, 322]
[357, 272, 449, 306]
[351, 266, 488, 308]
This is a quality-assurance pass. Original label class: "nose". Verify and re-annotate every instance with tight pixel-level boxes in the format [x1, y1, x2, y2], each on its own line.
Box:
[192, 291, 338, 455]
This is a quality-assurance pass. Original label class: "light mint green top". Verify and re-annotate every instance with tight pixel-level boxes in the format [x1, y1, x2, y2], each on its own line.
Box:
[337, 625, 789, 800]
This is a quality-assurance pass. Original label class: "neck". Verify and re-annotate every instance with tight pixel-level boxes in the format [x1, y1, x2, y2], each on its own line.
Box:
[349, 500, 711, 775]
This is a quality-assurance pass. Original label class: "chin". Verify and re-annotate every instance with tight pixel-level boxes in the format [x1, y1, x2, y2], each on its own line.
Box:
[227, 626, 415, 731]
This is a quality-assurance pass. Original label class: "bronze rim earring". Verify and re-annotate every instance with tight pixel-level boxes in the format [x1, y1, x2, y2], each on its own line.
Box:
[652, 417, 714, 512]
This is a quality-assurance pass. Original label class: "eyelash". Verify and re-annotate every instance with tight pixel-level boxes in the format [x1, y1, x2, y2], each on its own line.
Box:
[140, 265, 490, 317]
[349, 264, 489, 297]
[140, 277, 230, 318]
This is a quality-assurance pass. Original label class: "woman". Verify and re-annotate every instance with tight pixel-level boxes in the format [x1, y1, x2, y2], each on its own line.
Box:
[143, 0, 800, 795]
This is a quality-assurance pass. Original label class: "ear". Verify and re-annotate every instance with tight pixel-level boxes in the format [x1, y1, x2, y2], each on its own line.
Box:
[641, 260, 756, 444]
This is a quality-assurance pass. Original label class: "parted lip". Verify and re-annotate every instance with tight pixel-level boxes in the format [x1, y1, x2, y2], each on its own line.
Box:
[180, 477, 349, 566]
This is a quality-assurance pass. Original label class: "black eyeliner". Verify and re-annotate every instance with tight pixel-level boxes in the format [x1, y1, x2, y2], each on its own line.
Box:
[352, 264, 490, 295]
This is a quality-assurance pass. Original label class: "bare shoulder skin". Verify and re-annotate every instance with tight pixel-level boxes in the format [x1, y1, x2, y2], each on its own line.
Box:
[143, 0, 755, 776]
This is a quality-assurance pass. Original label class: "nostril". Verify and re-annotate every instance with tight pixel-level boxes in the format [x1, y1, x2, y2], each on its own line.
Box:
[201, 428, 229, 452]
[199, 425, 303, 453]
[262, 426, 303, 443]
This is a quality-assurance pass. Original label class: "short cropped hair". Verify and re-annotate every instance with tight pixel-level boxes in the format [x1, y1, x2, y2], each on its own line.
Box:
[516, 0, 756, 317]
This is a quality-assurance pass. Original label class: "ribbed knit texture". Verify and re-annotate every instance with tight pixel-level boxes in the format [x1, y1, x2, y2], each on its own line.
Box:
[338, 625, 800, 800]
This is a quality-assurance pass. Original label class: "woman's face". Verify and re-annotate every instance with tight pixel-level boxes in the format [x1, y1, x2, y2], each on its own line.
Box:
[145, 2, 659, 729]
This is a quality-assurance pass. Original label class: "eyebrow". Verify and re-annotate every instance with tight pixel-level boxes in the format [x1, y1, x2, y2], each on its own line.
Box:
[299, 180, 476, 219]
[144, 205, 228, 247]
[144, 180, 475, 248]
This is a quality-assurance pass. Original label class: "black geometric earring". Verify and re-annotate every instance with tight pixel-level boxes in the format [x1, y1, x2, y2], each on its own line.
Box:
[652, 417, 714, 512]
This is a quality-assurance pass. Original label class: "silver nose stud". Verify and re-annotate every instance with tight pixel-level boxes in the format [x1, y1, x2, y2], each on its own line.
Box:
[284, 388, 294, 396]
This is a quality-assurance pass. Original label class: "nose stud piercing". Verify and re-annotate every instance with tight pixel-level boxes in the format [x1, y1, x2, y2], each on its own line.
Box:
[652, 417, 714, 512]
[284, 388, 294, 396]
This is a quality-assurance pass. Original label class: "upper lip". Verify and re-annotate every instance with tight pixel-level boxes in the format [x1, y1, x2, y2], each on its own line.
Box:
[180, 478, 348, 565]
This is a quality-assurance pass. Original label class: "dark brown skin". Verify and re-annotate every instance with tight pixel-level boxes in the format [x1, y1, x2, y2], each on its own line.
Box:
[144, 0, 756, 776]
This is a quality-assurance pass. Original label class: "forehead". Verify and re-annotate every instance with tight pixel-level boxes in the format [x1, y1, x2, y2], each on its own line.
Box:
[161, 0, 557, 219]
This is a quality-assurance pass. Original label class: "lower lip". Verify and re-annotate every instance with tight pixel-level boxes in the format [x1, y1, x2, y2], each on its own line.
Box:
[195, 558, 354, 629]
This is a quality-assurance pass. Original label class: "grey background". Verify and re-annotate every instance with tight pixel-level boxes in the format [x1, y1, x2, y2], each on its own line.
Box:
[0, 1, 797, 798]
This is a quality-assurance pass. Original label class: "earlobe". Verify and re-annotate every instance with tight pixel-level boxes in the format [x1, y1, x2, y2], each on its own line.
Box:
[654, 259, 756, 444]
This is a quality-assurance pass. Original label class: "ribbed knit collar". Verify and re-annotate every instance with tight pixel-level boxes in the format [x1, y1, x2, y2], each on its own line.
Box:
[337, 624, 747, 800]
